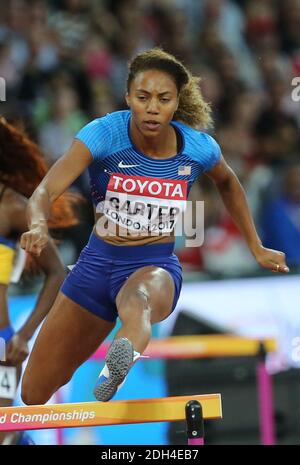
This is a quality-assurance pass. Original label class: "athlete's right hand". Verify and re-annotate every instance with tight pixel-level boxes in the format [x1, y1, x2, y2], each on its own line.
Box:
[20, 224, 49, 256]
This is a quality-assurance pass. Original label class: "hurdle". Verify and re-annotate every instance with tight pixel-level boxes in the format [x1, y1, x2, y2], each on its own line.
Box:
[91, 335, 277, 445]
[91, 335, 277, 360]
[0, 393, 222, 445]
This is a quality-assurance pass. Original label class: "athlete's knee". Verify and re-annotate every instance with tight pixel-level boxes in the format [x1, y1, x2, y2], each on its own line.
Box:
[21, 370, 69, 406]
[21, 368, 46, 405]
[22, 372, 73, 405]
[122, 287, 150, 311]
[21, 380, 49, 405]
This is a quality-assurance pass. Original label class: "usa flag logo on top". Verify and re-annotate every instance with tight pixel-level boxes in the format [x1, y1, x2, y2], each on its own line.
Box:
[178, 166, 191, 176]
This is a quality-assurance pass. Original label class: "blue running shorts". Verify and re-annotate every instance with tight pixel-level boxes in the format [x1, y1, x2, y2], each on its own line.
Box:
[0, 325, 14, 343]
[61, 233, 182, 322]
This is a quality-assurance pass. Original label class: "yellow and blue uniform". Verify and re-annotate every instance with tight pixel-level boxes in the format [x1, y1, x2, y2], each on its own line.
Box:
[0, 195, 35, 444]
[0, 236, 16, 342]
[0, 236, 15, 286]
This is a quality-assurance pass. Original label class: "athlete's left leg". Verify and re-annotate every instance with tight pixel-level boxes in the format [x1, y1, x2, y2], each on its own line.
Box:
[94, 265, 176, 401]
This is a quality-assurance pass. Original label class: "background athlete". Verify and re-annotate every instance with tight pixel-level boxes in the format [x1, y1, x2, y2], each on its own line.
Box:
[0, 118, 78, 443]
[20, 49, 288, 405]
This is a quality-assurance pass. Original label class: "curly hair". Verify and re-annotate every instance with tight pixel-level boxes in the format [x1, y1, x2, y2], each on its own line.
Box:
[0, 117, 79, 229]
[127, 48, 213, 129]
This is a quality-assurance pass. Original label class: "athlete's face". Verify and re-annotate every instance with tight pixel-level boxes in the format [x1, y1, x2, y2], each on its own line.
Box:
[126, 69, 179, 136]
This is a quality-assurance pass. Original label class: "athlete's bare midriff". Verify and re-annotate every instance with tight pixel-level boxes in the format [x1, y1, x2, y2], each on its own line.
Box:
[93, 212, 175, 246]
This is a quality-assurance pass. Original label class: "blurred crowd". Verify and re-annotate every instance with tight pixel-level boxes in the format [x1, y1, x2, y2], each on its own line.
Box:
[1, 0, 300, 277]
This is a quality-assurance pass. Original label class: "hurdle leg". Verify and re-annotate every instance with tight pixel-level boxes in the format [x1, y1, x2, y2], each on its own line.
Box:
[54, 388, 64, 445]
[256, 342, 276, 445]
[185, 400, 204, 445]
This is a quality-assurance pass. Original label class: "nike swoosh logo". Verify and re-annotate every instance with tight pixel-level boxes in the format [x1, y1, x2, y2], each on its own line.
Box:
[118, 161, 140, 168]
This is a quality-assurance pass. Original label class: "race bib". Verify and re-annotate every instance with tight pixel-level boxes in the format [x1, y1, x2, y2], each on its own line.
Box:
[0, 365, 17, 399]
[100, 173, 188, 234]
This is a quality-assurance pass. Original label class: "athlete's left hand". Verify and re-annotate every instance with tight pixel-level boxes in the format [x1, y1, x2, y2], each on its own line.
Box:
[253, 245, 289, 273]
[6, 333, 29, 365]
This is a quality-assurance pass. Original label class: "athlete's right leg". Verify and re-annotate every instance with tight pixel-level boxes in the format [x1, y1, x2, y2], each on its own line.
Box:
[94, 265, 177, 402]
[21, 292, 115, 405]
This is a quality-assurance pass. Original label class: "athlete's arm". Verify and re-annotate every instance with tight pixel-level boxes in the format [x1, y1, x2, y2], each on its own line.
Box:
[21, 140, 93, 256]
[6, 193, 66, 365]
[205, 156, 289, 273]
